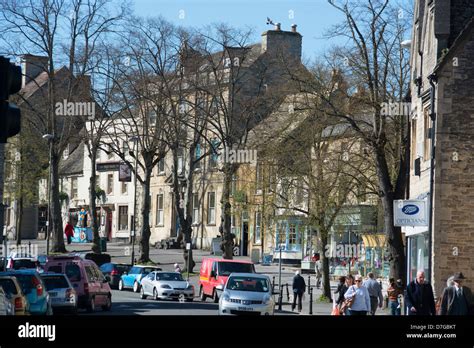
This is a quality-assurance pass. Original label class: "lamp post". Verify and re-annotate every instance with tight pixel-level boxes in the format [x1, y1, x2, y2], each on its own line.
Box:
[42, 134, 54, 255]
[129, 136, 139, 266]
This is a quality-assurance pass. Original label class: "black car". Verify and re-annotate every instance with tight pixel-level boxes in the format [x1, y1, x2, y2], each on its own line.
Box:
[99, 263, 131, 289]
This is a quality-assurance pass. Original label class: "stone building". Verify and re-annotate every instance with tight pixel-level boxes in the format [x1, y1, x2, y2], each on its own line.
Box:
[407, 0, 474, 296]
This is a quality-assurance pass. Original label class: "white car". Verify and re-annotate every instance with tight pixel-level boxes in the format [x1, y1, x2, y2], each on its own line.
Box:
[218, 273, 275, 315]
[139, 271, 194, 301]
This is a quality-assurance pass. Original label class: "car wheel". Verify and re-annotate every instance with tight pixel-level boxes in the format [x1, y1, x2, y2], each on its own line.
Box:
[199, 286, 207, 302]
[212, 289, 219, 303]
[153, 288, 159, 301]
[133, 281, 140, 293]
[102, 296, 112, 311]
[118, 279, 124, 291]
[140, 286, 147, 299]
[87, 297, 95, 313]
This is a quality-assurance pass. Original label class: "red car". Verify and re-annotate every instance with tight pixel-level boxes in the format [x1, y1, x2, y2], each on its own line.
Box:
[198, 258, 255, 303]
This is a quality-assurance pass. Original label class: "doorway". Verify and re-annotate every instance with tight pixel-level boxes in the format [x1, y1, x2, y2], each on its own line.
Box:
[241, 222, 249, 257]
[106, 210, 112, 240]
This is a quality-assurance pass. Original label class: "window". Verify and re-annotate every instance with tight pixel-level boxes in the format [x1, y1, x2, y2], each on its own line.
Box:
[121, 182, 128, 195]
[157, 158, 165, 175]
[411, 119, 417, 169]
[194, 144, 201, 170]
[254, 211, 262, 244]
[207, 192, 216, 225]
[107, 174, 114, 194]
[276, 225, 286, 248]
[288, 224, 297, 245]
[118, 206, 128, 230]
[209, 139, 219, 168]
[231, 213, 236, 235]
[63, 144, 69, 159]
[156, 194, 164, 226]
[423, 107, 431, 160]
[231, 174, 237, 195]
[177, 148, 184, 175]
[71, 177, 78, 199]
[65, 264, 81, 282]
[192, 193, 199, 224]
[255, 163, 263, 193]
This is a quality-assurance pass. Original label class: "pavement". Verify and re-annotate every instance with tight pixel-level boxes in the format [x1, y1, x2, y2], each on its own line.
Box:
[7, 239, 392, 315]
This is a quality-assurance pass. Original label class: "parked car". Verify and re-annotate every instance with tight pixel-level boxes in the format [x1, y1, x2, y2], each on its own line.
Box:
[118, 265, 162, 292]
[0, 270, 52, 315]
[218, 273, 275, 316]
[0, 276, 29, 315]
[198, 258, 255, 302]
[43, 255, 111, 312]
[100, 263, 131, 289]
[0, 286, 14, 315]
[7, 257, 37, 270]
[139, 271, 194, 301]
[40, 273, 77, 314]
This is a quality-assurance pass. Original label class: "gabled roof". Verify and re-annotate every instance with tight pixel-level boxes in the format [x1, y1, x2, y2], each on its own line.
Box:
[59, 142, 84, 176]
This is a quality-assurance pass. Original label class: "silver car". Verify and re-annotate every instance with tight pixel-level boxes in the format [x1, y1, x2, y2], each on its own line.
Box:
[0, 286, 14, 315]
[218, 273, 275, 315]
[140, 271, 194, 301]
[40, 273, 77, 314]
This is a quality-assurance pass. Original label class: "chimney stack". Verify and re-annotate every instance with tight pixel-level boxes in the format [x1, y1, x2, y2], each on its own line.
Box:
[275, 23, 281, 31]
[291, 24, 297, 33]
[21, 55, 49, 88]
[261, 24, 302, 61]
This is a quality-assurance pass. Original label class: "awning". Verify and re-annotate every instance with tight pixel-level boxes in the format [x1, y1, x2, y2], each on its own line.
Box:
[361, 234, 387, 248]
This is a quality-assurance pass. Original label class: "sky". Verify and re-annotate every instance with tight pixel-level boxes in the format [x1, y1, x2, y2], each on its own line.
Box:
[129, 0, 347, 62]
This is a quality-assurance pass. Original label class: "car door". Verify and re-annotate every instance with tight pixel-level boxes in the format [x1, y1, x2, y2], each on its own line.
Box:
[124, 267, 137, 287]
[93, 265, 108, 304]
[84, 265, 101, 305]
[143, 273, 154, 294]
[209, 262, 219, 295]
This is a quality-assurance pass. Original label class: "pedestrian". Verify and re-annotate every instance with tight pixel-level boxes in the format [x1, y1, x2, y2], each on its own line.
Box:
[405, 270, 436, 315]
[315, 259, 322, 288]
[387, 278, 403, 315]
[292, 270, 306, 313]
[174, 263, 181, 273]
[343, 274, 371, 315]
[440, 272, 474, 315]
[334, 276, 347, 306]
[363, 272, 383, 315]
[64, 221, 74, 245]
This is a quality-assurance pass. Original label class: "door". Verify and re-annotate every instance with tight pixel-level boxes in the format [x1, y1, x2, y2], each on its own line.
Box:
[85, 265, 101, 305]
[207, 261, 219, 296]
[242, 222, 249, 257]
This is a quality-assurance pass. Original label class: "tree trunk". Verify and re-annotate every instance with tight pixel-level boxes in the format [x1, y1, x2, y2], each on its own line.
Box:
[138, 168, 152, 263]
[375, 148, 405, 281]
[220, 164, 234, 259]
[320, 233, 332, 300]
[50, 151, 66, 253]
[89, 150, 101, 254]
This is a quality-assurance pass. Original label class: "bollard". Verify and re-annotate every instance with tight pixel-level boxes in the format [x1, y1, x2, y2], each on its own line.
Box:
[286, 283, 290, 301]
[309, 287, 313, 315]
[272, 276, 276, 291]
[278, 289, 283, 311]
[28, 241, 31, 255]
[308, 275, 311, 291]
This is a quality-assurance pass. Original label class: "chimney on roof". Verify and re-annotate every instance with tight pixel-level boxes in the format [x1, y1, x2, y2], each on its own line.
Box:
[261, 24, 302, 61]
[21, 55, 49, 88]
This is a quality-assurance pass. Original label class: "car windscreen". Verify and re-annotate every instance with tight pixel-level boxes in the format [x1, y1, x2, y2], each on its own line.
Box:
[142, 267, 160, 274]
[65, 263, 82, 282]
[156, 273, 184, 281]
[226, 276, 269, 292]
[12, 259, 36, 270]
[0, 279, 18, 295]
[218, 262, 254, 276]
[42, 276, 69, 290]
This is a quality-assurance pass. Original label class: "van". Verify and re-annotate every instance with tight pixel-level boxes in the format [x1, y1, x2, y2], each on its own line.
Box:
[44, 255, 111, 312]
[198, 258, 255, 302]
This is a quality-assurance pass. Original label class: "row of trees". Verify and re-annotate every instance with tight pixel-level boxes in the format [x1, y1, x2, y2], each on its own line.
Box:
[0, 0, 412, 282]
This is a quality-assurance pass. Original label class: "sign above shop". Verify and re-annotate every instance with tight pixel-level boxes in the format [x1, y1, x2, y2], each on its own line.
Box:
[97, 162, 120, 172]
[394, 200, 428, 227]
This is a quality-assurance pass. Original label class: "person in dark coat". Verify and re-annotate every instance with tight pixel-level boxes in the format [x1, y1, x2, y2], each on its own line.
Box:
[64, 221, 74, 245]
[334, 276, 347, 306]
[440, 272, 474, 315]
[292, 270, 306, 312]
[405, 271, 436, 315]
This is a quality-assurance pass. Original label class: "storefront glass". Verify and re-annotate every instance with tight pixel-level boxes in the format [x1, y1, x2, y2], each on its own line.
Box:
[408, 232, 430, 282]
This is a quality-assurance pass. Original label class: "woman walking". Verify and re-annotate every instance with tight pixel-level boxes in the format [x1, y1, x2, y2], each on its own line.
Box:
[344, 274, 371, 316]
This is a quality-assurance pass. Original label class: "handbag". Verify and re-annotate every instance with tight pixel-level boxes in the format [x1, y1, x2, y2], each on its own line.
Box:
[340, 286, 356, 313]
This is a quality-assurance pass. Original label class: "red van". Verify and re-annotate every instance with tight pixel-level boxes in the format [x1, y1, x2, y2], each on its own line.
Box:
[198, 258, 255, 302]
[44, 255, 112, 312]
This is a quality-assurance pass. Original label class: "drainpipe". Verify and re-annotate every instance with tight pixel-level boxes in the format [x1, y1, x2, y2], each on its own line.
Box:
[427, 73, 437, 285]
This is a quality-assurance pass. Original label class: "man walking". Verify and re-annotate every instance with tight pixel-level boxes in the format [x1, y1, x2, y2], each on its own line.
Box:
[440, 272, 473, 315]
[405, 270, 436, 315]
[292, 270, 306, 313]
[64, 221, 74, 245]
[363, 272, 383, 315]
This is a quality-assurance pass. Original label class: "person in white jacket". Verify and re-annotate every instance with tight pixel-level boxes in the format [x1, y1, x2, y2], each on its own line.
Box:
[344, 274, 371, 315]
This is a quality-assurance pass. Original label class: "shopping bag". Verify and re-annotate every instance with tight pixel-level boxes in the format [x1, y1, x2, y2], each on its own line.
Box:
[331, 305, 341, 316]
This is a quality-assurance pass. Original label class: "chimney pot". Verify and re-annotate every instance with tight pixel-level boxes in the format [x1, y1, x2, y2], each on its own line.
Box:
[275, 23, 281, 31]
[291, 24, 297, 33]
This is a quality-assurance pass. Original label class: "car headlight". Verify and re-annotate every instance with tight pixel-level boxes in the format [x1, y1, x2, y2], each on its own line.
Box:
[222, 293, 230, 302]
[263, 295, 271, 305]
[160, 284, 171, 289]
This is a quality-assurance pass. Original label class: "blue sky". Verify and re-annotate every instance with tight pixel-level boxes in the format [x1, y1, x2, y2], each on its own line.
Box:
[129, 0, 347, 62]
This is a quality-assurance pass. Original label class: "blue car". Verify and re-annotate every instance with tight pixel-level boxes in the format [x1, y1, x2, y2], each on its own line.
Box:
[0, 270, 52, 315]
[118, 265, 162, 292]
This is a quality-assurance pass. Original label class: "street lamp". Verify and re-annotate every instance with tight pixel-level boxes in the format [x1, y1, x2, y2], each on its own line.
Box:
[129, 136, 139, 266]
[42, 134, 54, 255]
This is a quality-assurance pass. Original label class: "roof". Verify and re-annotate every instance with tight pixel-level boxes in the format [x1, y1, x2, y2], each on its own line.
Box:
[435, 18, 474, 73]
[227, 273, 269, 278]
[59, 142, 84, 176]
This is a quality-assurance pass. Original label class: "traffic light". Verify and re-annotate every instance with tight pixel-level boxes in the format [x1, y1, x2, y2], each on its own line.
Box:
[0, 56, 22, 143]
